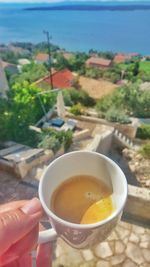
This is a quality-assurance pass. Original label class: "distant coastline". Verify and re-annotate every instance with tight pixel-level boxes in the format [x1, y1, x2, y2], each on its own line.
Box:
[25, 4, 150, 12]
[1, 2, 150, 54]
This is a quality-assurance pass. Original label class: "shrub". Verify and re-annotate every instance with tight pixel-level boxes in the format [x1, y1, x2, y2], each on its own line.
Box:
[62, 130, 73, 151]
[140, 143, 150, 158]
[96, 95, 112, 113]
[78, 90, 95, 107]
[63, 88, 95, 107]
[38, 129, 73, 152]
[136, 124, 150, 139]
[85, 67, 101, 79]
[63, 90, 73, 106]
[105, 108, 131, 124]
[38, 134, 61, 152]
[70, 103, 84, 116]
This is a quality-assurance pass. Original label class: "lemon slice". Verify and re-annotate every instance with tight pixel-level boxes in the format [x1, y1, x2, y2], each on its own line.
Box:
[80, 195, 113, 224]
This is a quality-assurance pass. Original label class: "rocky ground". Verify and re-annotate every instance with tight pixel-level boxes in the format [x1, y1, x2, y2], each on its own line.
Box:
[122, 149, 150, 189]
[53, 221, 150, 267]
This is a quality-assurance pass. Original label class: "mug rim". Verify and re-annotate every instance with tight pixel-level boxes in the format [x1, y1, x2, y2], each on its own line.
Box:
[39, 151, 128, 229]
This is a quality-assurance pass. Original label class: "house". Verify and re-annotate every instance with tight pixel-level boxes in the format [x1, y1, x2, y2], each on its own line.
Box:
[34, 53, 49, 64]
[86, 57, 112, 69]
[113, 54, 128, 64]
[35, 69, 74, 90]
[114, 53, 140, 64]
[0, 60, 9, 98]
[2, 61, 18, 75]
[18, 59, 31, 66]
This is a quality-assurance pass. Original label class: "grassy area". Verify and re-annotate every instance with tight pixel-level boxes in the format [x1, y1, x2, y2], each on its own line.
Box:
[118, 61, 150, 73]
[139, 61, 150, 74]
[118, 63, 133, 70]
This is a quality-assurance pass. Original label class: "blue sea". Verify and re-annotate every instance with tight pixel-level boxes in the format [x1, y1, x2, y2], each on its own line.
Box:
[0, 1, 150, 54]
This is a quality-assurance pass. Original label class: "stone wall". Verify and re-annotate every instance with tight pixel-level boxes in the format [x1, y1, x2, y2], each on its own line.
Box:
[66, 113, 137, 139]
[84, 129, 113, 155]
[96, 130, 113, 155]
[73, 129, 90, 141]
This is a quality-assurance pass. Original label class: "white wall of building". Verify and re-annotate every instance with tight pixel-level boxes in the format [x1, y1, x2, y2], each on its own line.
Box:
[0, 60, 9, 98]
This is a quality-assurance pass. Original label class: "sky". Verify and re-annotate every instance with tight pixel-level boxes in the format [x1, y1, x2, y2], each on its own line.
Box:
[1, 0, 150, 3]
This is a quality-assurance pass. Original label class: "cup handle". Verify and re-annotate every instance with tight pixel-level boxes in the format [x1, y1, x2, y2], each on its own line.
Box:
[38, 228, 57, 244]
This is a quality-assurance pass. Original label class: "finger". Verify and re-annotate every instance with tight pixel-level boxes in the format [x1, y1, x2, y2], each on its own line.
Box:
[0, 200, 28, 214]
[0, 198, 42, 255]
[36, 243, 52, 267]
[0, 200, 47, 221]
[0, 225, 38, 266]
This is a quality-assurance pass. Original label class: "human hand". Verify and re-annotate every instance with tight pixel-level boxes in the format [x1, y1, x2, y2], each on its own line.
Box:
[0, 198, 52, 267]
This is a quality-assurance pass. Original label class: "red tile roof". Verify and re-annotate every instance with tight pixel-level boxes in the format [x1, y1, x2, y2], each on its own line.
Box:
[43, 69, 74, 89]
[114, 54, 127, 63]
[35, 53, 49, 61]
[86, 57, 112, 67]
[114, 53, 140, 63]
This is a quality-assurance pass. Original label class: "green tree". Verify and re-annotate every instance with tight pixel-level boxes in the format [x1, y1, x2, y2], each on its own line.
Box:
[96, 83, 150, 119]
[133, 62, 140, 76]
[85, 67, 102, 79]
[10, 63, 48, 86]
[68, 52, 88, 72]
[0, 51, 25, 64]
[54, 54, 69, 70]
[0, 82, 56, 145]
[63, 88, 95, 107]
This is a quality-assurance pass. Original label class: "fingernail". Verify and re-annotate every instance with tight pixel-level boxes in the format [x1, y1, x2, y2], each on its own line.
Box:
[22, 198, 42, 215]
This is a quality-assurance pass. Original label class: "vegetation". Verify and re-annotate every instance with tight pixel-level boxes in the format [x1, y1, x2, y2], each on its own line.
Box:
[0, 82, 56, 146]
[0, 50, 30, 64]
[0, 79, 73, 152]
[38, 129, 72, 152]
[70, 103, 84, 116]
[139, 61, 150, 74]
[140, 143, 150, 159]
[9, 63, 48, 86]
[105, 108, 131, 124]
[1, 42, 150, 152]
[85, 67, 102, 79]
[54, 52, 88, 73]
[68, 52, 88, 72]
[136, 124, 150, 139]
[96, 83, 150, 120]
[11, 41, 59, 54]
[88, 49, 115, 60]
[118, 60, 150, 82]
[54, 53, 69, 70]
[63, 88, 95, 107]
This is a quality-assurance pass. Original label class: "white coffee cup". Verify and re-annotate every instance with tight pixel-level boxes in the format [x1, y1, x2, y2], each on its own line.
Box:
[39, 151, 127, 249]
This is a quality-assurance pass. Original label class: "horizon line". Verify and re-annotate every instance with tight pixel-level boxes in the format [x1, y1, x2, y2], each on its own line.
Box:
[1, 0, 150, 3]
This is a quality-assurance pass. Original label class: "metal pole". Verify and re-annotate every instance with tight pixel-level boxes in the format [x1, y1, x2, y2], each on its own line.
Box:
[37, 94, 47, 119]
[43, 31, 53, 89]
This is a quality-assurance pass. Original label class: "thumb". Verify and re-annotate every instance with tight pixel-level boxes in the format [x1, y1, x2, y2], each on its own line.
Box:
[0, 198, 42, 256]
